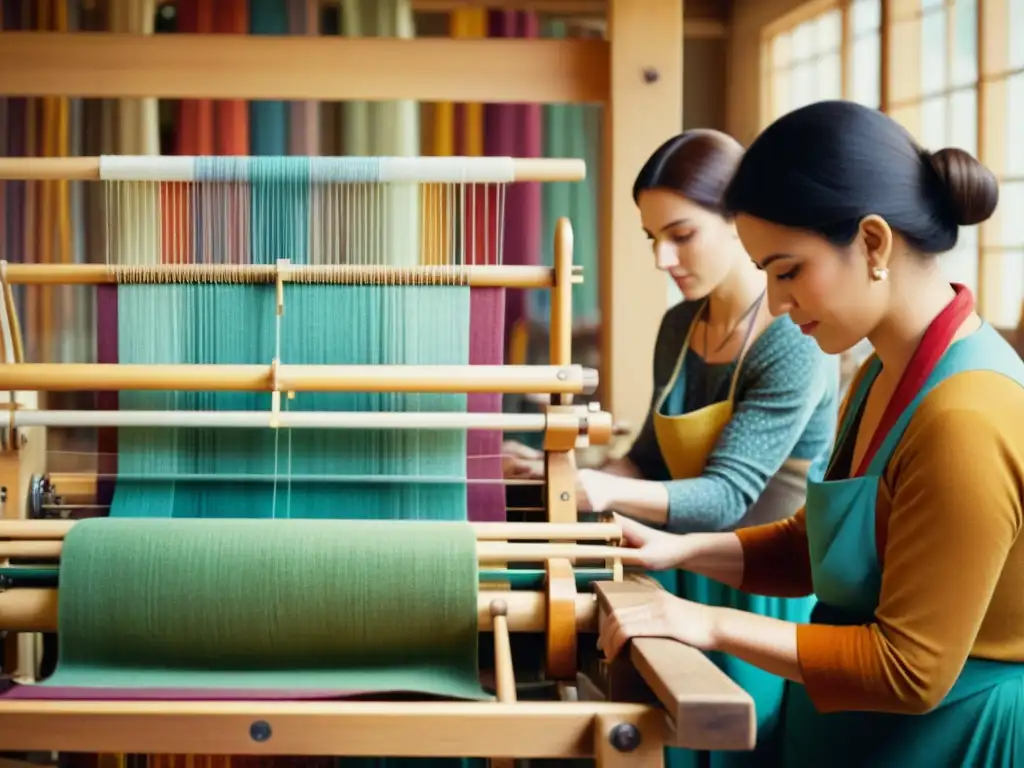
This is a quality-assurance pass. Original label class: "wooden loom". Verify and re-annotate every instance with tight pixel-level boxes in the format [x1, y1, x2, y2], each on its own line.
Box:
[0, 151, 754, 765]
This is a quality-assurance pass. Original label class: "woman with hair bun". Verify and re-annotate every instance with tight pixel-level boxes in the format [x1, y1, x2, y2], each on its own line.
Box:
[507, 128, 840, 767]
[601, 100, 1024, 767]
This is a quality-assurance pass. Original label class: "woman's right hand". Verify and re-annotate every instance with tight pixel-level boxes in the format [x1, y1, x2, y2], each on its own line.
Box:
[615, 513, 693, 571]
[502, 440, 545, 480]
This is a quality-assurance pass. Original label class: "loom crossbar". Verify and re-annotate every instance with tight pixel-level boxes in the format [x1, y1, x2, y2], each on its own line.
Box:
[12, 410, 551, 431]
[0, 264, 584, 288]
[0, 701, 666, 760]
[0, 363, 598, 395]
[0, 156, 586, 183]
[0, 588, 595, 635]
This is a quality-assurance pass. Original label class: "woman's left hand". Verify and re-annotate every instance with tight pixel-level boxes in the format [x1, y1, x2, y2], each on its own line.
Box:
[576, 468, 617, 513]
[598, 589, 720, 660]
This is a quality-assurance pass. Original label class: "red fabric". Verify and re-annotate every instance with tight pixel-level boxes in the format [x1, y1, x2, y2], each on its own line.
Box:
[853, 283, 975, 477]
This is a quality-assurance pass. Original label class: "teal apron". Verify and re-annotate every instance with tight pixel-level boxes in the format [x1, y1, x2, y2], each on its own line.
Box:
[783, 322, 1024, 767]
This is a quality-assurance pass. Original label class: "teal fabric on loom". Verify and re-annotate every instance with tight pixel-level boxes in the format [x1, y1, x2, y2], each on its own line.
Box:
[113, 283, 471, 520]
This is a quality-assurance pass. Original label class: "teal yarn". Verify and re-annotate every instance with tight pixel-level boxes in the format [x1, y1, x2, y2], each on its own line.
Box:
[113, 282, 471, 520]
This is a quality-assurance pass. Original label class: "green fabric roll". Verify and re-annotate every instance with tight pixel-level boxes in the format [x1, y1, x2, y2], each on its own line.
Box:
[43, 517, 488, 700]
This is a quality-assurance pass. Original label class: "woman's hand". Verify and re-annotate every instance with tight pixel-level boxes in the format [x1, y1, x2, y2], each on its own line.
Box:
[614, 513, 692, 570]
[576, 468, 617, 513]
[501, 440, 544, 480]
[597, 589, 720, 660]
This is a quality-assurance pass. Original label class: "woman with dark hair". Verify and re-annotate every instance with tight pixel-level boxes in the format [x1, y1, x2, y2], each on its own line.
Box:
[507, 129, 839, 767]
[601, 101, 1024, 767]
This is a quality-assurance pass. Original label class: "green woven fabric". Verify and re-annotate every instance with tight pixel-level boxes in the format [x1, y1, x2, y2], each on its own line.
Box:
[114, 282, 470, 520]
[42, 517, 487, 700]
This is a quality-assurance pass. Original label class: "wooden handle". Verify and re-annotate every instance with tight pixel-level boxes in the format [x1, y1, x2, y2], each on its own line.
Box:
[593, 581, 756, 751]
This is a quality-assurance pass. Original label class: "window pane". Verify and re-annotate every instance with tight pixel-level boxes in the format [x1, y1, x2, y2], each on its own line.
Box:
[920, 9, 947, 94]
[790, 61, 815, 111]
[1011, 0, 1024, 70]
[817, 51, 843, 101]
[919, 96, 946, 148]
[1001, 182, 1024, 249]
[791, 21, 814, 62]
[772, 33, 791, 69]
[1007, 72, 1024, 177]
[851, 0, 881, 35]
[850, 33, 881, 106]
[948, 87, 977, 155]
[992, 248, 1024, 329]
[816, 9, 842, 53]
[951, 0, 978, 88]
[920, 0, 945, 10]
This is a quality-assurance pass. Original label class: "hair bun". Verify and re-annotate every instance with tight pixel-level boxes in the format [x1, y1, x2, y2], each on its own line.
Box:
[928, 147, 999, 226]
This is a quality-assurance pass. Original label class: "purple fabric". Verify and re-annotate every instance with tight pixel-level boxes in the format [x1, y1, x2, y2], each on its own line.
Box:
[95, 285, 118, 506]
[467, 287, 505, 522]
[486, 10, 542, 348]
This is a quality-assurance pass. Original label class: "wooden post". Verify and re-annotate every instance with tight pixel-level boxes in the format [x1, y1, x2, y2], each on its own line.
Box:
[601, 0, 683, 447]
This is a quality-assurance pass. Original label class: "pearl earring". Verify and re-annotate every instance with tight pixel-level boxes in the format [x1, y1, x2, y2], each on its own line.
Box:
[871, 266, 889, 281]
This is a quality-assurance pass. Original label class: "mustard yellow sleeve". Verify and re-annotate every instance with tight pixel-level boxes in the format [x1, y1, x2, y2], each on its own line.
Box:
[795, 371, 1024, 714]
[735, 508, 814, 597]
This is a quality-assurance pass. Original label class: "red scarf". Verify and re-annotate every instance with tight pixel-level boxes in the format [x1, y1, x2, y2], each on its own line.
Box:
[852, 283, 975, 478]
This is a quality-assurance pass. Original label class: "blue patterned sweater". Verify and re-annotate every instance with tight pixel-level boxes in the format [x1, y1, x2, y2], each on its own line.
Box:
[626, 301, 840, 534]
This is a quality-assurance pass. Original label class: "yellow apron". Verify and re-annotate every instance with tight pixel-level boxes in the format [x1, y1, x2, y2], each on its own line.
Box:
[649, 297, 816, 768]
[652, 297, 809, 529]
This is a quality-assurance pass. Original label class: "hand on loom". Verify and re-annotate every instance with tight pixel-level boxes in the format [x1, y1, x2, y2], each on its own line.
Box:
[501, 439, 545, 479]
[611, 512, 694, 569]
[597, 582, 719, 660]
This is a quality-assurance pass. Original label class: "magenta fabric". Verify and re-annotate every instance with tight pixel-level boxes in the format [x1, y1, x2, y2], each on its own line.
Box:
[95, 285, 118, 507]
[486, 10, 542, 349]
[467, 287, 506, 521]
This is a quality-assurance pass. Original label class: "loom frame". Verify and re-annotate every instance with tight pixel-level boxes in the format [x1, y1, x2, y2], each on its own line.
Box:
[0, 10, 718, 763]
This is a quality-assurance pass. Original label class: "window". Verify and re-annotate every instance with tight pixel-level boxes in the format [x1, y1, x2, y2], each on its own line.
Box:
[848, 0, 882, 107]
[762, 0, 1024, 329]
[764, 0, 882, 122]
[978, 0, 1024, 328]
[767, 7, 844, 120]
[887, 0, 980, 293]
